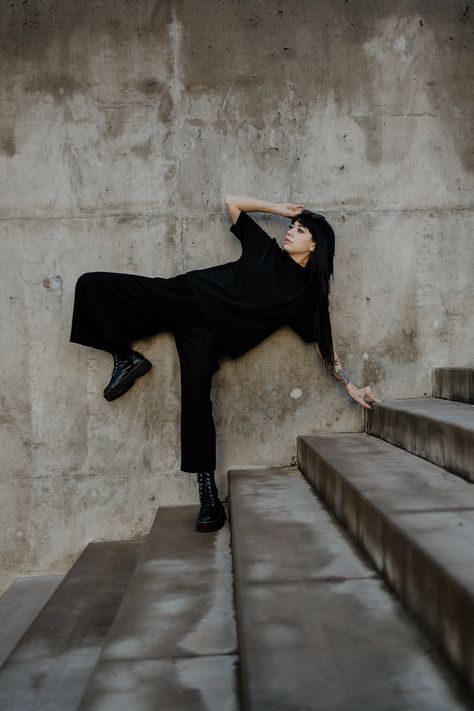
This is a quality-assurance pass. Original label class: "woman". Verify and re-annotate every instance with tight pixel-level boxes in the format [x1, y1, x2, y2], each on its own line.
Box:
[69, 194, 381, 533]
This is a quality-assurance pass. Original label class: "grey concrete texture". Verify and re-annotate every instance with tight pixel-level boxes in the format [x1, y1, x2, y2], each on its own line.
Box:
[297, 432, 474, 694]
[79, 656, 239, 711]
[432, 367, 474, 404]
[2, 0, 474, 590]
[228, 467, 472, 710]
[78, 505, 238, 710]
[0, 574, 64, 667]
[365, 397, 474, 482]
[0, 540, 143, 711]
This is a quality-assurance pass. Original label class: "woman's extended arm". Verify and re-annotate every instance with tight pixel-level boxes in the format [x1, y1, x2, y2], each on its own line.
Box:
[224, 194, 305, 222]
[315, 343, 381, 411]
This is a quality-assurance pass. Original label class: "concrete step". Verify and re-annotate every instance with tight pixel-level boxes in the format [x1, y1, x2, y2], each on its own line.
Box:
[365, 397, 474, 482]
[432, 367, 474, 404]
[229, 466, 473, 710]
[0, 574, 64, 667]
[78, 505, 239, 711]
[0, 539, 143, 711]
[297, 432, 474, 696]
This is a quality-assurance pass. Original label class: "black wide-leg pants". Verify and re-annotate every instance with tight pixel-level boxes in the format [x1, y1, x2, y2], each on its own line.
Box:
[69, 271, 225, 473]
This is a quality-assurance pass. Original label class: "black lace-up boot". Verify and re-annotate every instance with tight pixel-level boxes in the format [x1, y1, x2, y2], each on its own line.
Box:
[103, 350, 152, 401]
[196, 470, 226, 532]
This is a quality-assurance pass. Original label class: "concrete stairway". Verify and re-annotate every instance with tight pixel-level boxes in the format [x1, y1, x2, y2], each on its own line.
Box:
[0, 573, 64, 668]
[0, 540, 143, 711]
[1, 365, 473, 709]
[297, 365, 474, 699]
[77, 505, 238, 711]
[229, 466, 472, 710]
[2, 479, 470, 711]
[365, 397, 474, 482]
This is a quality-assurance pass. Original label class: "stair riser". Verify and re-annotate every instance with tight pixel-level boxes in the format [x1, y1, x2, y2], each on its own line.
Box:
[297, 437, 474, 693]
[366, 407, 474, 483]
[432, 370, 474, 405]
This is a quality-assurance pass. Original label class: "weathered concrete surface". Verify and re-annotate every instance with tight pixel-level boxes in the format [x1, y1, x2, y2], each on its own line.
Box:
[78, 505, 238, 711]
[432, 367, 474, 404]
[229, 467, 472, 710]
[0, 574, 64, 667]
[1, 0, 474, 589]
[0, 540, 143, 711]
[79, 657, 238, 711]
[365, 397, 474, 481]
[297, 432, 474, 693]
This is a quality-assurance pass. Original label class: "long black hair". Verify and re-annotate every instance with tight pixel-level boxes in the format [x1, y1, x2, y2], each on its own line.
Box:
[291, 210, 336, 370]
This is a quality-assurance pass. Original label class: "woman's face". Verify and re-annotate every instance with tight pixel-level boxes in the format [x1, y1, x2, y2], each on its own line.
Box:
[283, 219, 315, 258]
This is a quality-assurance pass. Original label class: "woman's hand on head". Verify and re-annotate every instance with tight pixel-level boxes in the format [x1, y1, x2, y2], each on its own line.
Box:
[346, 383, 382, 410]
[278, 203, 305, 218]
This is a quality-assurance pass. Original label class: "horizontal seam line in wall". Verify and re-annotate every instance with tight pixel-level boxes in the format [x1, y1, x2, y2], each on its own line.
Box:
[2, 206, 474, 222]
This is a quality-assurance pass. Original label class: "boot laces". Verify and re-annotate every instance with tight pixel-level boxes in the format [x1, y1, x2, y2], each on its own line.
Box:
[198, 471, 216, 507]
[112, 352, 129, 375]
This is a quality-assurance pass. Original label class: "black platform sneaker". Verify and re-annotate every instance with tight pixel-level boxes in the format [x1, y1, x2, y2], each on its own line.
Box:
[196, 471, 227, 532]
[103, 350, 152, 401]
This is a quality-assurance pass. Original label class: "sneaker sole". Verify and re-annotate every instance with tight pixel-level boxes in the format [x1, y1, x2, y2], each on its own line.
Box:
[103, 359, 152, 402]
[195, 506, 227, 532]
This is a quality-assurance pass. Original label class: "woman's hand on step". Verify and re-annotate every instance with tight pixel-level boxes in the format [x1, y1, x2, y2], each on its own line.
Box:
[346, 383, 382, 410]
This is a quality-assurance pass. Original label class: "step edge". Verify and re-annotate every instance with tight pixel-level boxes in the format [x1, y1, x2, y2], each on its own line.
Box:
[297, 435, 474, 691]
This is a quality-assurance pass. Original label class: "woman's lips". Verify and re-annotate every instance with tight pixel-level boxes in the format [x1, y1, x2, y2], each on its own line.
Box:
[284, 238, 292, 243]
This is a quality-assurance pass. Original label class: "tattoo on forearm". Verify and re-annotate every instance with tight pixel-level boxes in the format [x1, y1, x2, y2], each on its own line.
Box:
[315, 345, 351, 387]
[329, 356, 351, 386]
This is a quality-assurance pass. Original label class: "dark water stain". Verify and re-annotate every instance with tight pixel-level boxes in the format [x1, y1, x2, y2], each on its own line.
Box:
[133, 78, 174, 123]
[0, 0, 472, 174]
[131, 136, 154, 160]
[381, 325, 418, 364]
[362, 356, 386, 386]
[23, 72, 82, 100]
[421, 3, 474, 171]
[1, 125, 16, 156]
[352, 115, 383, 165]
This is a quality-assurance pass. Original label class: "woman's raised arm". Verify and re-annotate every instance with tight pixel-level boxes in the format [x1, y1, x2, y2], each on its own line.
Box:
[224, 194, 305, 223]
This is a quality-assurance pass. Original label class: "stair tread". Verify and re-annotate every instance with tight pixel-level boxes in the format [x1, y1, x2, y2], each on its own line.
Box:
[299, 433, 474, 590]
[0, 575, 64, 668]
[78, 505, 239, 711]
[366, 398, 474, 482]
[0, 540, 143, 711]
[374, 398, 474, 430]
[229, 466, 471, 710]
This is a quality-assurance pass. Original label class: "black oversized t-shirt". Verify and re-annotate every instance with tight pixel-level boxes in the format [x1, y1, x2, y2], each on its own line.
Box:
[184, 211, 317, 359]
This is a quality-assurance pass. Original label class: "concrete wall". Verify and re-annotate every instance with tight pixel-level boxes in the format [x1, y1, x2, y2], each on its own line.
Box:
[1, 0, 473, 592]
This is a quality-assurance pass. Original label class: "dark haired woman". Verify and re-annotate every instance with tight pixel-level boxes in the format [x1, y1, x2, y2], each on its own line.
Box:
[69, 195, 381, 534]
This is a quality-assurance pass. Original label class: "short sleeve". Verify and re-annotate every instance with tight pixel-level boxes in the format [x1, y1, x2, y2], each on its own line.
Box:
[229, 211, 274, 252]
[289, 308, 316, 344]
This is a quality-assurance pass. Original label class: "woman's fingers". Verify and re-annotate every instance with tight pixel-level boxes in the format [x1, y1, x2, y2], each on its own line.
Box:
[279, 203, 305, 217]
[348, 385, 382, 410]
[285, 203, 304, 214]
[357, 395, 373, 410]
[364, 386, 382, 403]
